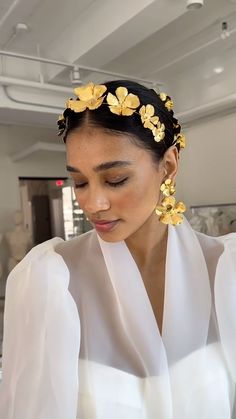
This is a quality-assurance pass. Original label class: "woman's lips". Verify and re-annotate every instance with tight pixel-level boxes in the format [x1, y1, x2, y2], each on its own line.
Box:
[92, 220, 120, 233]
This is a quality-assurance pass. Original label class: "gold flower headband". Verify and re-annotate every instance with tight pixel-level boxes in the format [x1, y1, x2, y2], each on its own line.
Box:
[58, 82, 186, 149]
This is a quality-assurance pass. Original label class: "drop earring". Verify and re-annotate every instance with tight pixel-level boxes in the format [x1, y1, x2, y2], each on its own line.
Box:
[155, 178, 186, 226]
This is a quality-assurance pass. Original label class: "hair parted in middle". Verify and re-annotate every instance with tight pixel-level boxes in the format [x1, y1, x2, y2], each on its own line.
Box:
[58, 79, 185, 162]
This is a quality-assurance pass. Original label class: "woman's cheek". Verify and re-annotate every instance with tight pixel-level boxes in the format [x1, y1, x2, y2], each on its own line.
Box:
[114, 188, 143, 211]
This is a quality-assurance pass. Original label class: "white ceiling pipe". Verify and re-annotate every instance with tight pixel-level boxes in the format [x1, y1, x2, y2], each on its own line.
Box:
[0, 50, 161, 86]
[0, 50, 73, 68]
[0, 76, 73, 93]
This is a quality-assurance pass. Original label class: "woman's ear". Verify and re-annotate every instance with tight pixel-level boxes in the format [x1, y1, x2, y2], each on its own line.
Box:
[161, 146, 179, 181]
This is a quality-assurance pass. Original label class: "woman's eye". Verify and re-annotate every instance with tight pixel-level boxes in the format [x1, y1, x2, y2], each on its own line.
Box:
[74, 177, 128, 189]
[74, 182, 87, 189]
[107, 177, 128, 187]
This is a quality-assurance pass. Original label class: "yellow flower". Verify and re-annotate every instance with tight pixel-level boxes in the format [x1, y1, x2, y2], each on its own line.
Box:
[152, 124, 165, 142]
[175, 133, 186, 149]
[57, 114, 66, 136]
[155, 196, 186, 225]
[66, 82, 107, 112]
[165, 100, 174, 111]
[159, 92, 167, 102]
[58, 114, 65, 122]
[160, 179, 175, 197]
[139, 105, 159, 129]
[107, 87, 140, 116]
[159, 92, 174, 112]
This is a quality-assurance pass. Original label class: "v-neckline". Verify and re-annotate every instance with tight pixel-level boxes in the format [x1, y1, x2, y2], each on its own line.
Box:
[125, 227, 168, 337]
[97, 218, 212, 366]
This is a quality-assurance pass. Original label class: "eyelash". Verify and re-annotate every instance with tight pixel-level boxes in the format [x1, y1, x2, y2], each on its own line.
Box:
[74, 178, 128, 189]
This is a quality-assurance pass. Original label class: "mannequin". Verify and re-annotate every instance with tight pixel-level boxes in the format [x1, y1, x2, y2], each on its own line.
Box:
[5, 211, 33, 274]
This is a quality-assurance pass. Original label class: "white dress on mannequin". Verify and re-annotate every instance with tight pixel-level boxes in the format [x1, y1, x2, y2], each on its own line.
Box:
[5, 211, 32, 274]
[0, 217, 236, 418]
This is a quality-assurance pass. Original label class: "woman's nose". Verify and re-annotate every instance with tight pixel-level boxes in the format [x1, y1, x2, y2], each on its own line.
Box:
[84, 190, 110, 213]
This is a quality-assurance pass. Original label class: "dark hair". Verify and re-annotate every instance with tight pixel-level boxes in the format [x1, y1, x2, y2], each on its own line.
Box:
[60, 80, 181, 162]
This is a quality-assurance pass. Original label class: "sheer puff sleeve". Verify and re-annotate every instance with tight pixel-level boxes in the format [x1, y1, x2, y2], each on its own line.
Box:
[215, 233, 236, 383]
[0, 238, 80, 419]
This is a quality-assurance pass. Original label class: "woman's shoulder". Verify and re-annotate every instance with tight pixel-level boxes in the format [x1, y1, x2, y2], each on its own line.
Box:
[194, 229, 236, 259]
[190, 228, 236, 284]
[6, 236, 64, 279]
[54, 229, 98, 258]
[11, 230, 95, 272]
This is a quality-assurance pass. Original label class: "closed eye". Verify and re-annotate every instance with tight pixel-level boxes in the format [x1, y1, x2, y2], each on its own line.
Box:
[106, 177, 128, 187]
[74, 182, 87, 189]
[74, 177, 128, 189]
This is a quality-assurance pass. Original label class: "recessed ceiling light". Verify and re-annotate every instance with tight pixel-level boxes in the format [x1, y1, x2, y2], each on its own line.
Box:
[214, 66, 224, 74]
[186, 0, 204, 10]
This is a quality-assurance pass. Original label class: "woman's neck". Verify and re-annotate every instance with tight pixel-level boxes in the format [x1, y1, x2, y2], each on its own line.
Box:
[125, 213, 168, 272]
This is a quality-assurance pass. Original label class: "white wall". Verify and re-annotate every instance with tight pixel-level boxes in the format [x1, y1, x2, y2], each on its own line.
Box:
[177, 112, 236, 215]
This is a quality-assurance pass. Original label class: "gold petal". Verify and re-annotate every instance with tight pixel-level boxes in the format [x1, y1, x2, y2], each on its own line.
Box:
[163, 196, 176, 207]
[176, 134, 186, 149]
[74, 82, 94, 101]
[159, 131, 165, 140]
[155, 206, 165, 216]
[145, 104, 155, 117]
[121, 107, 136, 116]
[123, 93, 140, 109]
[93, 84, 107, 99]
[144, 120, 154, 130]
[116, 87, 128, 104]
[58, 114, 64, 121]
[153, 136, 162, 143]
[171, 214, 183, 225]
[150, 116, 159, 125]
[66, 99, 87, 112]
[159, 92, 167, 101]
[153, 128, 165, 142]
[109, 105, 122, 115]
[175, 201, 186, 213]
[87, 96, 105, 110]
[139, 105, 146, 117]
[160, 214, 172, 224]
[165, 100, 174, 111]
[107, 92, 119, 106]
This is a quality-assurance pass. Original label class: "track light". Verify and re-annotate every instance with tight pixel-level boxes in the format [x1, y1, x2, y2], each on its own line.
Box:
[71, 65, 82, 85]
[220, 22, 230, 40]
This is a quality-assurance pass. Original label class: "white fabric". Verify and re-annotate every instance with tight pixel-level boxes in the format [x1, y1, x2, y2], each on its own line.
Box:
[0, 218, 236, 418]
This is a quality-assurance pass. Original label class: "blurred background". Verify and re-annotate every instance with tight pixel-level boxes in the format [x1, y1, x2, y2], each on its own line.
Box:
[1, 0, 236, 352]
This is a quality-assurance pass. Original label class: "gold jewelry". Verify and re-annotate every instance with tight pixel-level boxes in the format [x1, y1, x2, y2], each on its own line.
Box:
[160, 178, 176, 197]
[57, 82, 186, 149]
[155, 178, 186, 226]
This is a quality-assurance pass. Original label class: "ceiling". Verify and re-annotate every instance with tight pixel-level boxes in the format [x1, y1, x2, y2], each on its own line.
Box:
[1, 0, 236, 130]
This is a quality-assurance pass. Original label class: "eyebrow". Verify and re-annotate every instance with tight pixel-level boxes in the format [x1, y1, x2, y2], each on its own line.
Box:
[66, 161, 132, 173]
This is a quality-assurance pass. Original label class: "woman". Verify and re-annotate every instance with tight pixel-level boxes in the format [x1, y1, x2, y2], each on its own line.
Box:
[0, 80, 236, 418]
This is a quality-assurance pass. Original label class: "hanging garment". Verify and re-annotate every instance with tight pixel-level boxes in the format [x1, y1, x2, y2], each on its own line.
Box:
[0, 217, 236, 418]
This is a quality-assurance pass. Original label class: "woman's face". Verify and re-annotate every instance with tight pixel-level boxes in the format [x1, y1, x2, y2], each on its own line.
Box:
[66, 127, 166, 242]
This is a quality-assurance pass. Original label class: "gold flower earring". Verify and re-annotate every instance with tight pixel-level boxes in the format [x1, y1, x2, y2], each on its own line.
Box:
[155, 179, 186, 226]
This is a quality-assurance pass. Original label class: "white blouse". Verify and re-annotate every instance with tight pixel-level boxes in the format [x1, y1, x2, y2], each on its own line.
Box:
[0, 218, 236, 418]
